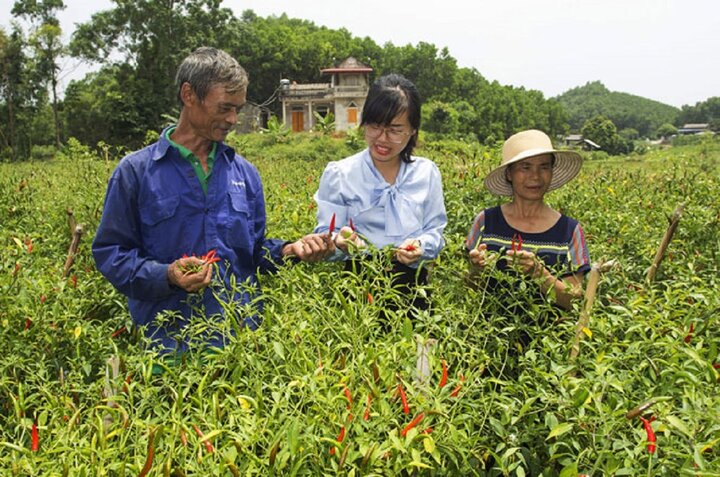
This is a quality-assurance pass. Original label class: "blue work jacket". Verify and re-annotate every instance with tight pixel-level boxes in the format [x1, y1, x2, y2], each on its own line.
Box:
[92, 130, 286, 352]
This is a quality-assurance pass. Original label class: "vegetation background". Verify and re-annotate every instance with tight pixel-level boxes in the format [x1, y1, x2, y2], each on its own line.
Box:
[1, 0, 719, 161]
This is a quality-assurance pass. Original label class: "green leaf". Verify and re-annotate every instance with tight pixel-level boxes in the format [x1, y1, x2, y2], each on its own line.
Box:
[559, 463, 579, 477]
[571, 388, 590, 408]
[665, 415, 692, 437]
[422, 436, 435, 454]
[273, 341, 285, 360]
[546, 422, 573, 440]
[402, 317, 413, 340]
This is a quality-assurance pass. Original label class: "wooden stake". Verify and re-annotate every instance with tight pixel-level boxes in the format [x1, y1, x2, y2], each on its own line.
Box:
[103, 355, 121, 429]
[62, 225, 83, 278]
[646, 203, 685, 283]
[66, 208, 76, 237]
[570, 259, 617, 360]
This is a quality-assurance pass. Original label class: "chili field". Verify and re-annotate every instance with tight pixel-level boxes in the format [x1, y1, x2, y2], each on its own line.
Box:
[1, 134, 719, 476]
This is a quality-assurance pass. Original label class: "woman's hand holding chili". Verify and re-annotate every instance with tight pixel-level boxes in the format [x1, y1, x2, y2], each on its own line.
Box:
[468, 243, 491, 269]
[507, 249, 545, 278]
[334, 226, 366, 253]
[395, 239, 422, 265]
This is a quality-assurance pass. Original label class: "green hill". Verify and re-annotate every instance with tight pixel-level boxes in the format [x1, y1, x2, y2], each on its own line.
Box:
[555, 81, 679, 137]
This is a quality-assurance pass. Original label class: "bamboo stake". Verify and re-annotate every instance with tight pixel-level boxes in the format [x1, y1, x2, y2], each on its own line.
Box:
[103, 355, 121, 429]
[415, 335, 437, 385]
[570, 259, 617, 360]
[646, 203, 685, 283]
[62, 224, 83, 278]
[66, 208, 76, 237]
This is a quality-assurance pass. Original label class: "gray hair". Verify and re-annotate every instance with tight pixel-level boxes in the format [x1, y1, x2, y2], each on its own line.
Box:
[175, 47, 249, 103]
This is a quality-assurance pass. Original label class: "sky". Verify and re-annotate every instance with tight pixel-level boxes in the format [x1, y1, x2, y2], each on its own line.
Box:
[2, 0, 718, 108]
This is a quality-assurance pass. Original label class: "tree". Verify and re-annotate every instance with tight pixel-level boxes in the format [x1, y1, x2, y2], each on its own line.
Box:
[655, 123, 677, 139]
[422, 100, 461, 136]
[581, 115, 634, 155]
[676, 97, 720, 127]
[69, 0, 241, 147]
[12, 0, 66, 150]
[619, 128, 639, 141]
[28, 23, 64, 149]
[0, 24, 47, 160]
[63, 65, 141, 147]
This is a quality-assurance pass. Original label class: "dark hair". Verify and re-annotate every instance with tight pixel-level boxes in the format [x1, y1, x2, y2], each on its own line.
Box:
[360, 74, 421, 163]
[175, 47, 249, 104]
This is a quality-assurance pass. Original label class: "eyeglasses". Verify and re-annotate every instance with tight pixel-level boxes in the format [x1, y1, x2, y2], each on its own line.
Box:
[363, 124, 414, 144]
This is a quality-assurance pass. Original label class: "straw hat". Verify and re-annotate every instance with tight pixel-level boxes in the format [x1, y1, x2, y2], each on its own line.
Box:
[484, 130, 583, 196]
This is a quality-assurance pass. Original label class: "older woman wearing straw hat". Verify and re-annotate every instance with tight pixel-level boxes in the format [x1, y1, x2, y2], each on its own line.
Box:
[466, 129, 590, 309]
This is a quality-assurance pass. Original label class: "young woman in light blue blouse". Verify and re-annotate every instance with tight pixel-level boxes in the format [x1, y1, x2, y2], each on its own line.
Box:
[313, 74, 447, 310]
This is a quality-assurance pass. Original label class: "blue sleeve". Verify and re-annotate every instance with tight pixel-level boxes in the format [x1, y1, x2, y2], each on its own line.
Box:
[313, 162, 350, 262]
[91, 163, 176, 300]
[416, 163, 447, 261]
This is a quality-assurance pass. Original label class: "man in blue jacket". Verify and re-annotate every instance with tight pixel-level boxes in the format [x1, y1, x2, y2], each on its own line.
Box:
[92, 47, 333, 354]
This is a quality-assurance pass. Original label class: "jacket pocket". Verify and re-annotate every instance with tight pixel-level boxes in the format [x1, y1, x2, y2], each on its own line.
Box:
[139, 194, 180, 246]
[225, 191, 255, 249]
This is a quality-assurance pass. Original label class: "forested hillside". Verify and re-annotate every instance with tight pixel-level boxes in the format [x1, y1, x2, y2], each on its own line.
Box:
[555, 81, 679, 138]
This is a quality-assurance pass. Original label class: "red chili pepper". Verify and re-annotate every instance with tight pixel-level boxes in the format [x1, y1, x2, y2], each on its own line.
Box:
[328, 213, 336, 235]
[193, 424, 214, 454]
[111, 326, 127, 339]
[398, 384, 409, 414]
[403, 244, 417, 252]
[70, 274, 78, 288]
[401, 413, 425, 437]
[684, 322, 694, 343]
[138, 427, 156, 477]
[349, 218, 356, 231]
[25, 238, 33, 254]
[180, 249, 220, 274]
[329, 425, 346, 455]
[40, 295, 46, 304]
[713, 363, 720, 369]
[367, 293, 373, 304]
[25, 318, 32, 330]
[201, 249, 220, 265]
[638, 416, 657, 454]
[31, 422, 39, 452]
[363, 394, 372, 421]
[439, 360, 448, 388]
[344, 386, 353, 410]
[13, 262, 20, 276]
[421, 427, 433, 435]
[511, 233, 523, 252]
[450, 374, 466, 397]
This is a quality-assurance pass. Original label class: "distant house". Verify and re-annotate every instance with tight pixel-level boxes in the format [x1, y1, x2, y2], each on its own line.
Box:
[677, 123, 710, 135]
[278, 57, 372, 132]
[563, 134, 601, 151]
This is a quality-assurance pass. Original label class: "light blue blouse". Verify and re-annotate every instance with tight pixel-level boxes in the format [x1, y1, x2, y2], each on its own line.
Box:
[313, 148, 447, 266]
